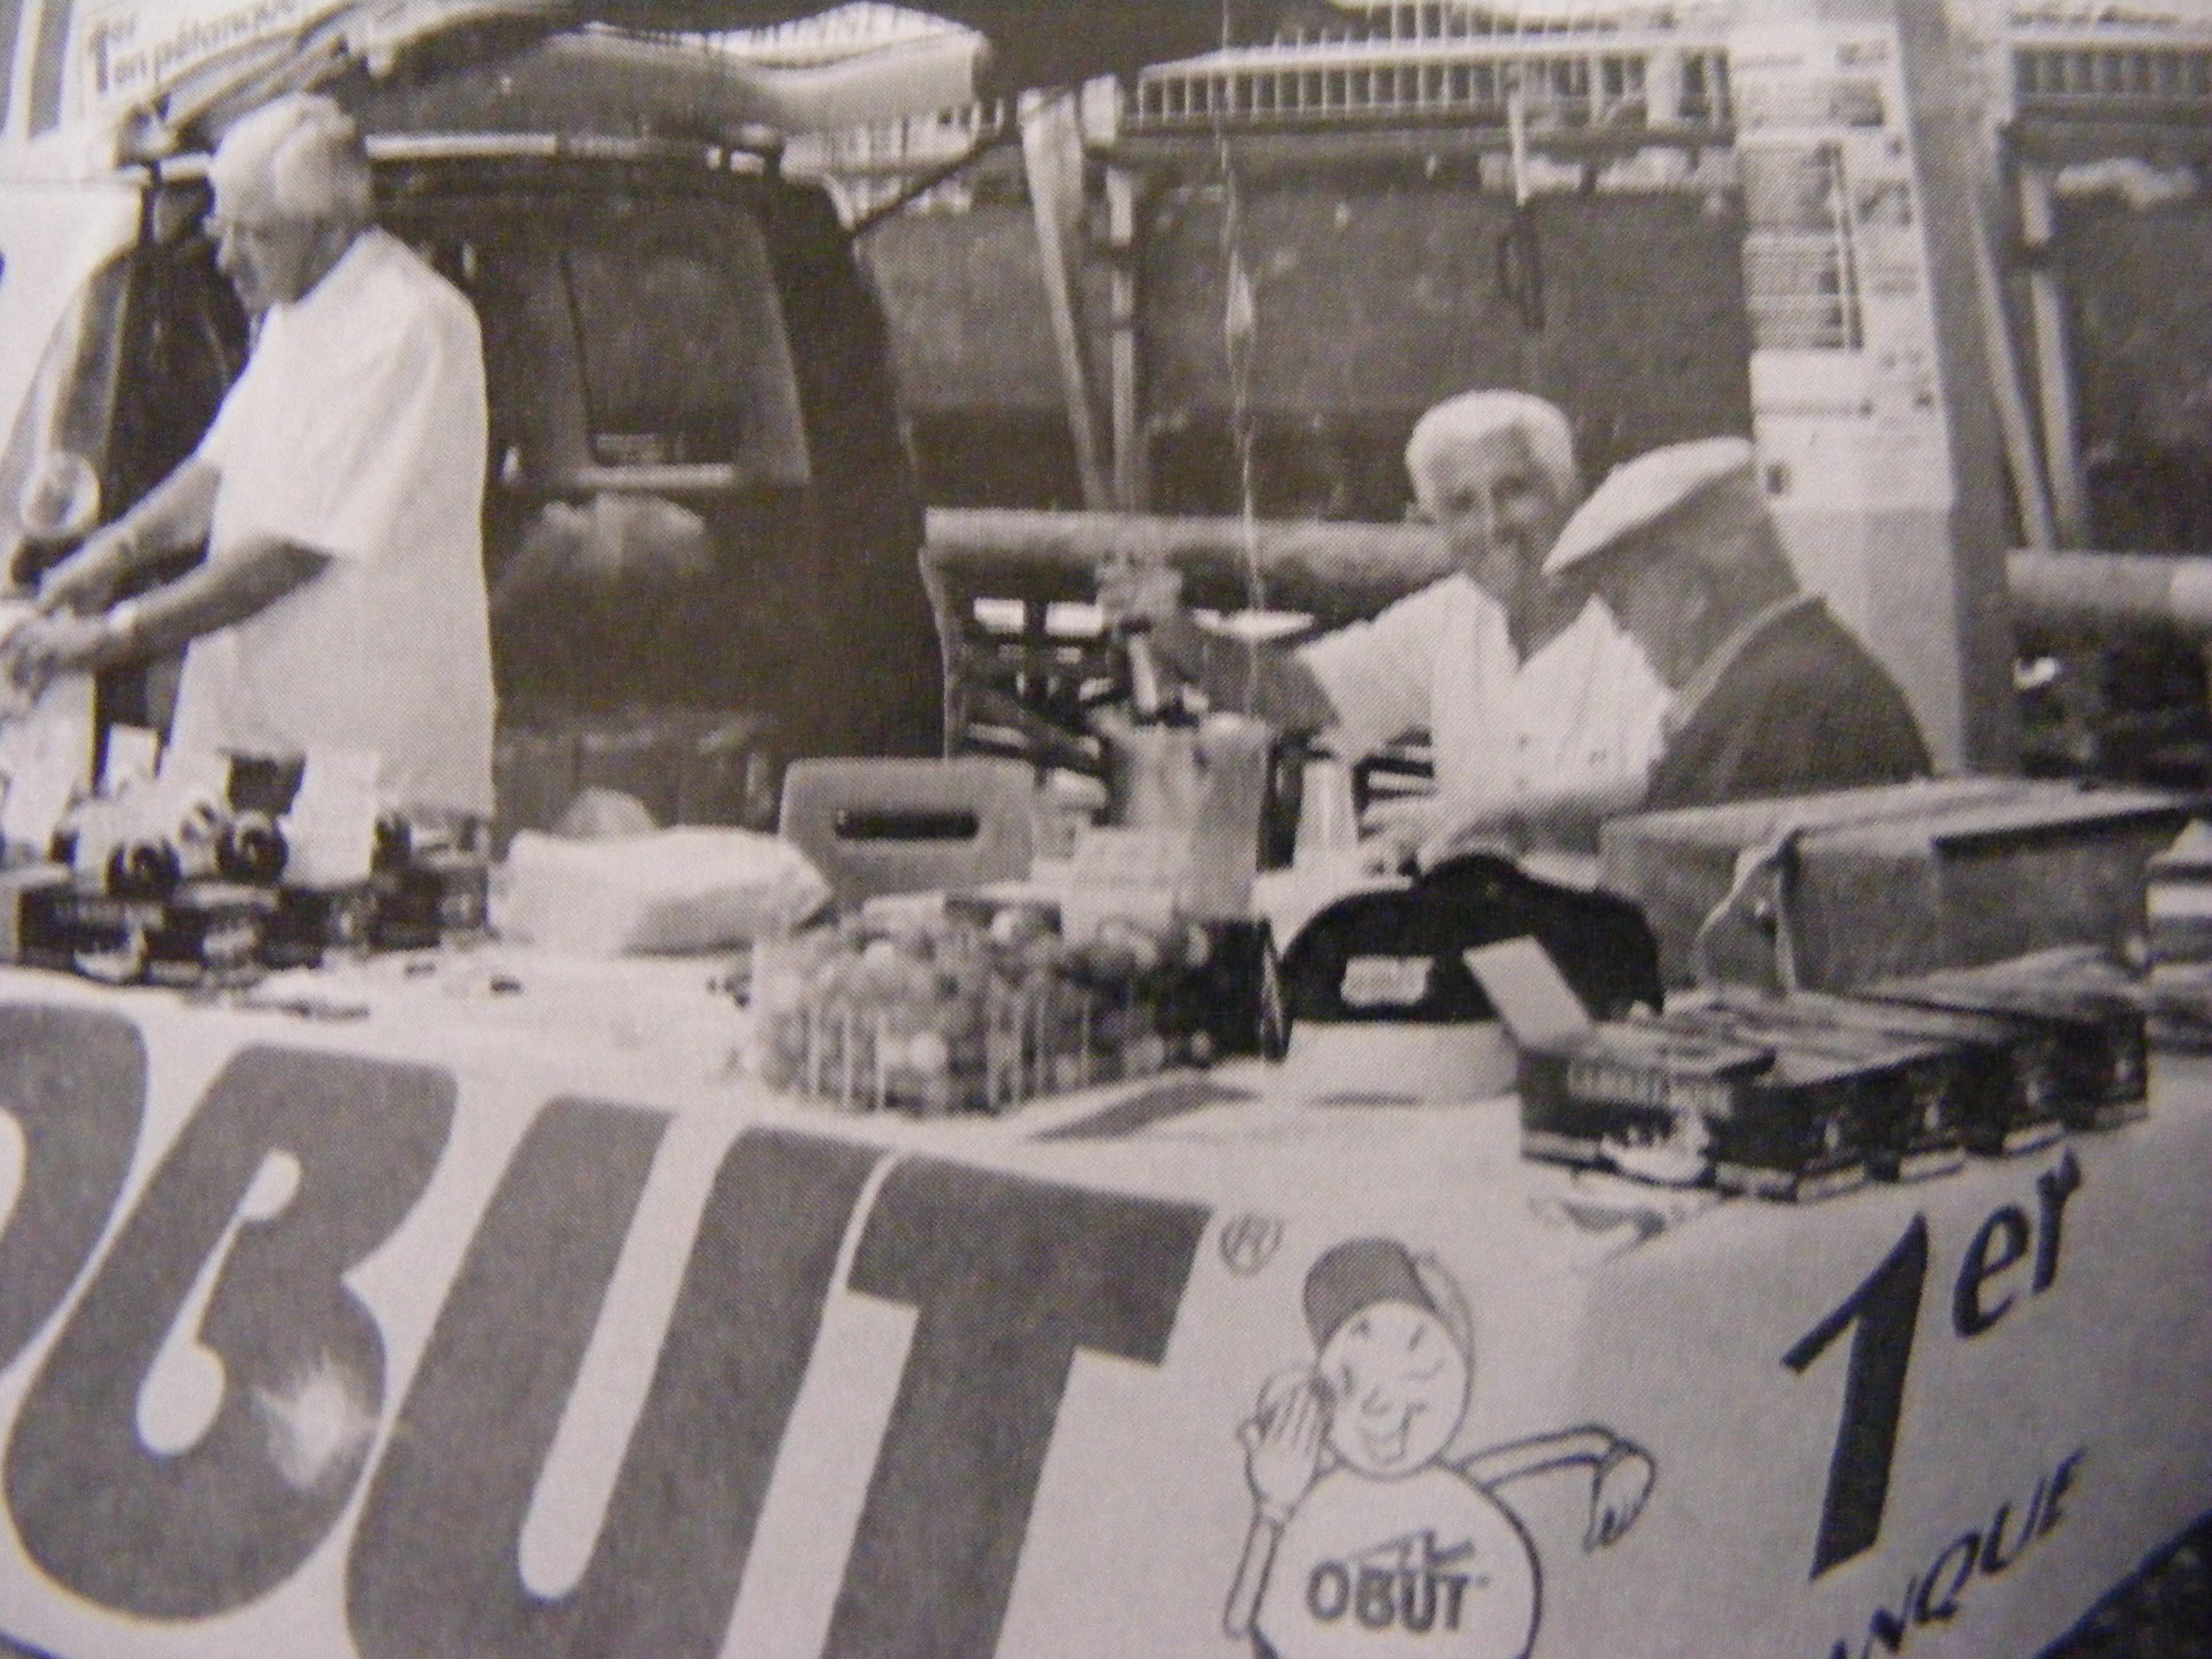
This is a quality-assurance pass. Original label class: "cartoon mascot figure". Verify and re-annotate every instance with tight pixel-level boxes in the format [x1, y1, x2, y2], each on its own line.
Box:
[1226, 1237, 1655, 1659]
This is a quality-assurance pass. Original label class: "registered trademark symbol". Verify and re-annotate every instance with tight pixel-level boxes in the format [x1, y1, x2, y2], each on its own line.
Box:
[1219, 1213, 1284, 1276]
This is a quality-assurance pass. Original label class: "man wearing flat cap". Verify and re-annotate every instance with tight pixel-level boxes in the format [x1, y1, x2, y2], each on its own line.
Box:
[1543, 436, 1930, 813]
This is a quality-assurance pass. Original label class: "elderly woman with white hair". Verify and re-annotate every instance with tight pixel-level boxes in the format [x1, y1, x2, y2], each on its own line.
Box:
[4, 92, 496, 825]
[1102, 389, 1671, 857]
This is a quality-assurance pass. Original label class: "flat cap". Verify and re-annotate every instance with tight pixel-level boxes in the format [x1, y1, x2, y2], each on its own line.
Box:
[1542, 435, 1758, 578]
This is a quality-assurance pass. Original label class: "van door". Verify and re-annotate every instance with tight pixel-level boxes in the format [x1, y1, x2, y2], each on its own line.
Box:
[0, 176, 246, 731]
[0, 179, 138, 489]
[758, 174, 941, 759]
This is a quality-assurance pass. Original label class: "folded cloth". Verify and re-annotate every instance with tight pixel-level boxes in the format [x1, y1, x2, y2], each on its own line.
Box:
[495, 826, 829, 956]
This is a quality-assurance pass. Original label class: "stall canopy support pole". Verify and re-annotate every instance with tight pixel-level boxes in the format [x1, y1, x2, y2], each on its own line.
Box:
[1971, 204, 2059, 552]
[1890, 0, 2025, 769]
[1105, 161, 1146, 512]
[2018, 163, 2092, 549]
[1022, 88, 1112, 511]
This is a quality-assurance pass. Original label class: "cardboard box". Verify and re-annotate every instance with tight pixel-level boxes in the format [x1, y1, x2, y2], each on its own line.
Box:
[1757, 990, 2069, 1158]
[2145, 821, 2212, 963]
[1864, 953, 2149, 1133]
[1518, 1022, 1775, 1181]
[18, 886, 158, 982]
[1665, 993, 1969, 1182]
[1601, 778, 2199, 991]
[19, 879, 270, 987]
[1524, 1015, 1882, 1202]
[1704, 1046, 1879, 1202]
[375, 855, 491, 951]
[0, 863, 71, 963]
[142, 883, 274, 988]
[264, 882, 381, 968]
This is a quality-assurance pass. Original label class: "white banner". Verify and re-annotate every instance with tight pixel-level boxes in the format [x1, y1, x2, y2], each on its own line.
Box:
[68, 0, 336, 122]
[0, 967, 2205, 1659]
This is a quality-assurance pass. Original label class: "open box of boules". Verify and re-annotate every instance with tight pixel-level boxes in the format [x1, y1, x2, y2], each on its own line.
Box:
[1516, 1021, 1775, 1184]
[1862, 954, 2149, 1133]
[1658, 992, 1971, 1182]
[1732, 989, 2070, 1157]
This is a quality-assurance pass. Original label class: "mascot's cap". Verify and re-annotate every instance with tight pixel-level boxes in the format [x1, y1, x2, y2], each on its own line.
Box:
[1303, 1237, 1441, 1350]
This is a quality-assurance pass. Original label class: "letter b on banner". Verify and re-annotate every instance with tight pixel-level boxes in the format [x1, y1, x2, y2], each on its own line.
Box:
[4, 1046, 454, 1618]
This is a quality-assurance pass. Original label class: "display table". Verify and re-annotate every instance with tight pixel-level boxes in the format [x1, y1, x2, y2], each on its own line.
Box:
[0, 954, 2206, 1659]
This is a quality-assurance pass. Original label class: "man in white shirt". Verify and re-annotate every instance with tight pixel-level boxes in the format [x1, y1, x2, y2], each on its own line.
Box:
[1103, 391, 1669, 854]
[4, 94, 495, 821]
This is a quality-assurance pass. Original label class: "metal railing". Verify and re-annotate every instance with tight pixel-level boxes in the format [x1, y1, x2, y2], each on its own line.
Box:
[764, 6, 2210, 196]
[2013, 39, 2212, 120]
[790, 42, 1737, 187]
[784, 99, 1013, 179]
[703, 3, 974, 66]
[1125, 39, 1733, 135]
[1269, 1, 1737, 45]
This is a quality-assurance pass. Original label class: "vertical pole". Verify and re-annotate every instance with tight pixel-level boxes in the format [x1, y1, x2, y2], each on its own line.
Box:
[26, 0, 71, 135]
[1889, 0, 2024, 768]
[2018, 162, 2092, 547]
[0, 0, 27, 135]
[1964, 179, 2059, 550]
[1020, 88, 1112, 511]
[1105, 163, 1146, 511]
[1647, 40, 1683, 130]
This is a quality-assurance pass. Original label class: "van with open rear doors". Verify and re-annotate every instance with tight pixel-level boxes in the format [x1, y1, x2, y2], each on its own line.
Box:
[0, 1, 1000, 838]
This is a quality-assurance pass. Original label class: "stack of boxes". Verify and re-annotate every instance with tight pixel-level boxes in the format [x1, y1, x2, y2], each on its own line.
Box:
[1511, 778, 2197, 1200]
[1518, 953, 2149, 1201]
[5, 763, 490, 987]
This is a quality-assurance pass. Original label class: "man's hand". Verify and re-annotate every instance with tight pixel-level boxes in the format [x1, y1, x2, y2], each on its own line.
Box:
[1358, 794, 1450, 873]
[1240, 1365, 1331, 1518]
[35, 529, 130, 616]
[2, 611, 111, 700]
[1585, 1440, 1655, 1550]
[1411, 797, 1529, 871]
